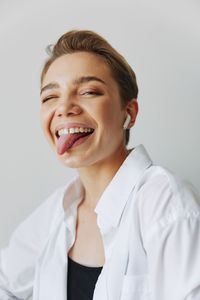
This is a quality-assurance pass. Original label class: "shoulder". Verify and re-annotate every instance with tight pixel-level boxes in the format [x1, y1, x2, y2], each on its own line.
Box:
[10, 178, 76, 251]
[0, 177, 79, 297]
[136, 165, 200, 210]
[134, 165, 200, 239]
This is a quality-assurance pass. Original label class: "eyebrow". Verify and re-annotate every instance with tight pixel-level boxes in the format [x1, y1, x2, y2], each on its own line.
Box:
[40, 76, 106, 95]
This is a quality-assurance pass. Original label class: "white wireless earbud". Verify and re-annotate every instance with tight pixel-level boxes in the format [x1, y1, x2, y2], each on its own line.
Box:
[123, 114, 131, 130]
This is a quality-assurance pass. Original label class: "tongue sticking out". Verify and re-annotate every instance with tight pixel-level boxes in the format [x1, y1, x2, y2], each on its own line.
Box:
[57, 132, 92, 155]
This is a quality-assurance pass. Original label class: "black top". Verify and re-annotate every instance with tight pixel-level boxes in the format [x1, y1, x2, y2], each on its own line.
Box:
[67, 256, 103, 300]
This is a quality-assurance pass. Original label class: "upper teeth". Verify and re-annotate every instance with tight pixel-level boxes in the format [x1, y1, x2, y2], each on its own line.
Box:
[58, 127, 93, 136]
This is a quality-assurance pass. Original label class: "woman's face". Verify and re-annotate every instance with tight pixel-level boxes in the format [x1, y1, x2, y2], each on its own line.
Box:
[40, 52, 130, 168]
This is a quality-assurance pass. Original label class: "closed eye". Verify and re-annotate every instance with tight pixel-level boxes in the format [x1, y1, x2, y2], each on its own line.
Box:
[41, 91, 102, 103]
[41, 96, 57, 103]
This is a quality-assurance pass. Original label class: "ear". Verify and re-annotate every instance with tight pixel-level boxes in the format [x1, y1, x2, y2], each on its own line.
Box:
[125, 99, 139, 129]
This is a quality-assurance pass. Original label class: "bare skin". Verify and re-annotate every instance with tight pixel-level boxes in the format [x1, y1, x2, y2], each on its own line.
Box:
[40, 52, 138, 267]
[68, 200, 105, 267]
[68, 148, 130, 266]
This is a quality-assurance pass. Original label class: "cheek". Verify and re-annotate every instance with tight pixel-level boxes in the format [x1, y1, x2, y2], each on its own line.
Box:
[96, 101, 122, 130]
[94, 98, 116, 124]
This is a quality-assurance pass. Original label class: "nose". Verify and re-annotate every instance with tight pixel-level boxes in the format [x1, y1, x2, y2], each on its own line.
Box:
[55, 97, 82, 118]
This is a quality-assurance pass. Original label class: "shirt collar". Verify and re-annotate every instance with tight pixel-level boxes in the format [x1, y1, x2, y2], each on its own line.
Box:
[94, 144, 152, 231]
[62, 175, 84, 231]
[62, 144, 152, 233]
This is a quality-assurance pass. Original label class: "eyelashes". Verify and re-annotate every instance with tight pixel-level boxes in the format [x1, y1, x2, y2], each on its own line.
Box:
[41, 96, 56, 103]
[41, 91, 103, 104]
[80, 91, 102, 96]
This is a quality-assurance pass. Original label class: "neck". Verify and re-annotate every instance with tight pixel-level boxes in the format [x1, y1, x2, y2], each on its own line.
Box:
[77, 145, 130, 211]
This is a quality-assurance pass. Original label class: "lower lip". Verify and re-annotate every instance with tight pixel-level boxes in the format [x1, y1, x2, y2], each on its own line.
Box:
[68, 132, 94, 151]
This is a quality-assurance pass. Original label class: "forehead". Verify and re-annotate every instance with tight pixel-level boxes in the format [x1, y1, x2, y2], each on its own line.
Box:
[42, 51, 114, 86]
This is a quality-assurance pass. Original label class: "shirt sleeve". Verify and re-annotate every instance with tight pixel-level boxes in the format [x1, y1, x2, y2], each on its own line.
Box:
[0, 188, 63, 300]
[145, 213, 200, 300]
[141, 173, 200, 300]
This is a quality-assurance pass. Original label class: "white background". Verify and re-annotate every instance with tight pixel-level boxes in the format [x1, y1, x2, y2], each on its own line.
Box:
[0, 0, 199, 247]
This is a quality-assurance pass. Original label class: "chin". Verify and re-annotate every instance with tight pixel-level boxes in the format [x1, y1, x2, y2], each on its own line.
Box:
[56, 152, 93, 169]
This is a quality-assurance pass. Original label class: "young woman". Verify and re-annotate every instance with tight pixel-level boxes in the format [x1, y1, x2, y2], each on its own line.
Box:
[0, 30, 200, 300]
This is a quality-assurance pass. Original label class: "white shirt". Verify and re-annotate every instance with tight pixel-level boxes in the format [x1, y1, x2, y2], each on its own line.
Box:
[0, 144, 200, 300]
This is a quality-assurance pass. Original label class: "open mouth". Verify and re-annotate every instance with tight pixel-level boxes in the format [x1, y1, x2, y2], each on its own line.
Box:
[55, 127, 95, 154]
[55, 127, 94, 139]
